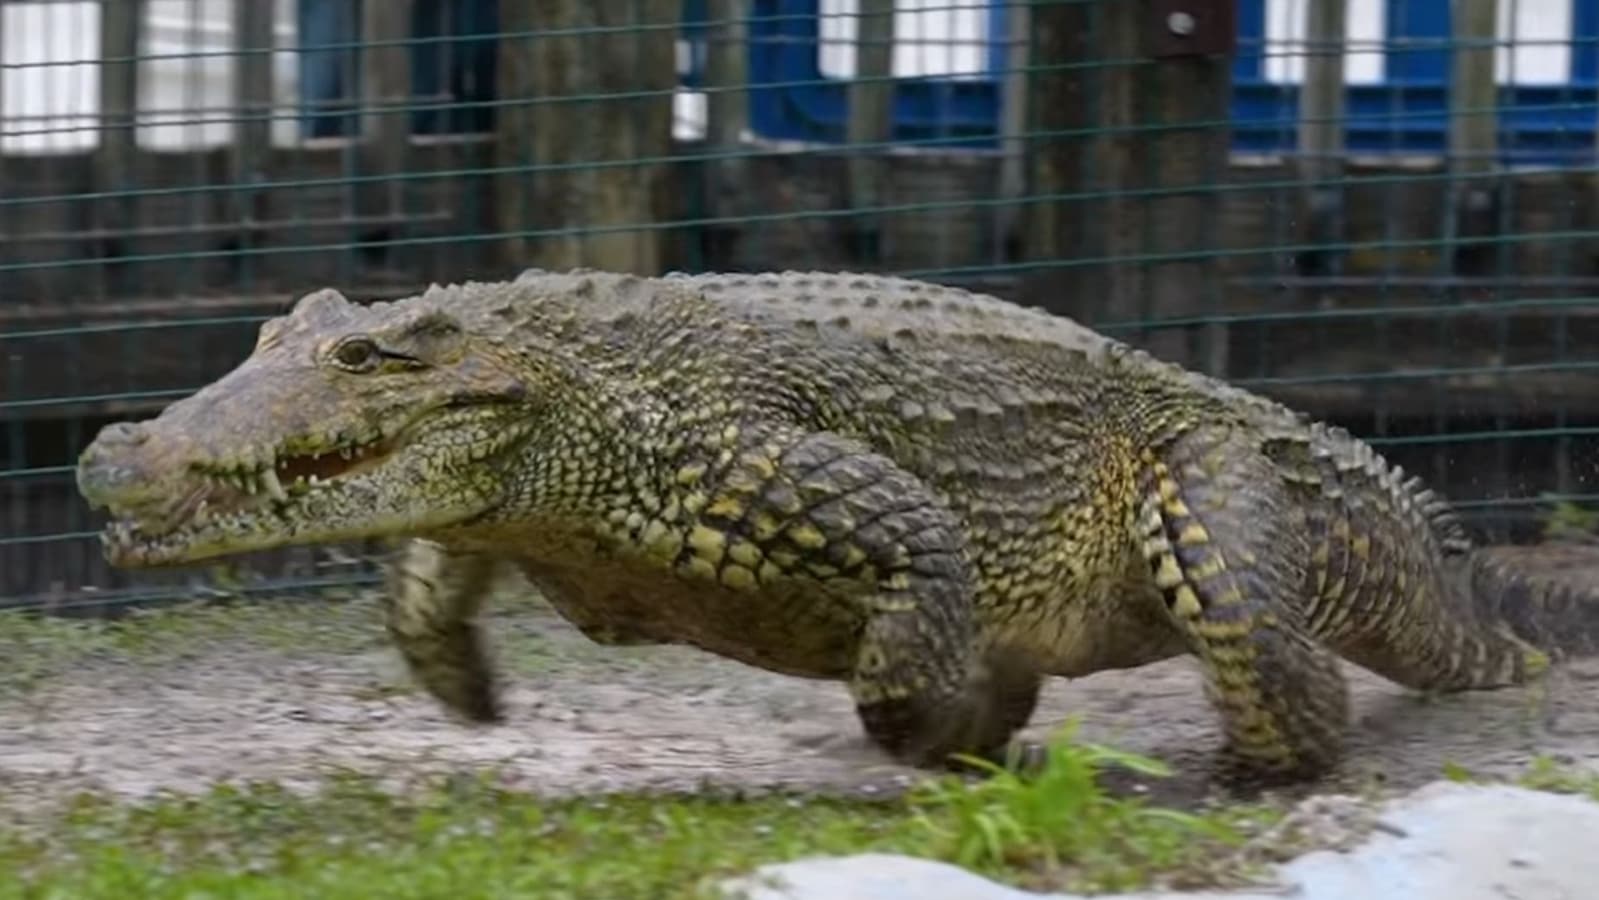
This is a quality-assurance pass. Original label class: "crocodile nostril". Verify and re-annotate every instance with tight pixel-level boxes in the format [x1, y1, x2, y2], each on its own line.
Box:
[100, 422, 149, 446]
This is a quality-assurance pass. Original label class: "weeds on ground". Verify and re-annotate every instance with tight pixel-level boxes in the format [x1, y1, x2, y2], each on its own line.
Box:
[910, 721, 1277, 893]
[1542, 498, 1599, 541]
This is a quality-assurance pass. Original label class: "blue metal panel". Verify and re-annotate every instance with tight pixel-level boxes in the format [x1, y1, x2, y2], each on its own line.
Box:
[1233, 0, 1265, 84]
[1230, 0, 1298, 154]
[289, 0, 1595, 160]
[1226, 0, 1596, 163]
[739, 0, 1596, 163]
[1578, 0, 1599, 85]
[746, 0, 1005, 148]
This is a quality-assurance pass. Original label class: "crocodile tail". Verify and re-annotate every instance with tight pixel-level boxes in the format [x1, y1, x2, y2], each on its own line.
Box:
[1396, 471, 1476, 557]
[1466, 540, 1599, 658]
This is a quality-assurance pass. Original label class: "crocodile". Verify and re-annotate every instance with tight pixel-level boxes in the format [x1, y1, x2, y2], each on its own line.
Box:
[75, 268, 1599, 784]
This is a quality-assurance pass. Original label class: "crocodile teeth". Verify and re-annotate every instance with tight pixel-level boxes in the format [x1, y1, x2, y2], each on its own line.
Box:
[260, 467, 288, 501]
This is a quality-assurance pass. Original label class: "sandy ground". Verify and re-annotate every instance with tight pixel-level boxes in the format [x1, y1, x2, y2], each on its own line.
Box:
[1, 574, 1596, 817]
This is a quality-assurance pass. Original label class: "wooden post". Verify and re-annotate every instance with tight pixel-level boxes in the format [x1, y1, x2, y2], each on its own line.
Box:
[494, 1, 678, 275]
[231, 0, 276, 268]
[1023, 0, 1235, 370]
[94, 0, 141, 298]
[843, 0, 894, 264]
[1021, 2, 1095, 317]
[704, 0, 749, 182]
[994, 0, 1032, 258]
[359, 0, 414, 252]
[702, 0, 750, 266]
[1296, 0, 1347, 276]
[234, 2, 276, 159]
[1446, 0, 1500, 275]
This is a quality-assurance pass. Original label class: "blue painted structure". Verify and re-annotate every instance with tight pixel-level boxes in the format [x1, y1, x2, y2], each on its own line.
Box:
[732, 0, 1599, 164]
[292, 0, 1598, 164]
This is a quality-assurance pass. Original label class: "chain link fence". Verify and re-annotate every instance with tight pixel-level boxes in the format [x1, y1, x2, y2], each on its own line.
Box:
[3, 0, 1597, 612]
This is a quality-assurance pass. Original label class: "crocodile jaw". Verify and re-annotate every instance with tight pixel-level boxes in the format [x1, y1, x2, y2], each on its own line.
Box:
[80, 409, 525, 568]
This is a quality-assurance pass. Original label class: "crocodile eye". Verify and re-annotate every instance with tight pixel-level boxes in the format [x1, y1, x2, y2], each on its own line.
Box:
[330, 336, 382, 373]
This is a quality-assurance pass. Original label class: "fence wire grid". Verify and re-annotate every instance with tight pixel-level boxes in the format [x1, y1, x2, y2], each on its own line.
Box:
[3, 0, 1598, 612]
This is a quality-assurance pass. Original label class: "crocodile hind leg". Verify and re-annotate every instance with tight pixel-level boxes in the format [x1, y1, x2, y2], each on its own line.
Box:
[1138, 429, 1350, 783]
[384, 538, 503, 723]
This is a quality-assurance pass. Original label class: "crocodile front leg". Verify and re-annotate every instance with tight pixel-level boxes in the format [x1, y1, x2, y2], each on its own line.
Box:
[384, 538, 503, 723]
[684, 427, 1042, 768]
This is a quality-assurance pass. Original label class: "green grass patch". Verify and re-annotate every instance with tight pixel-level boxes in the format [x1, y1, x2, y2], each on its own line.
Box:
[911, 723, 1279, 893]
[1542, 498, 1599, 540]
[0, 722, 1281, 900]
[1444, 754, 1599, 802]
[1, 773, 911, 900]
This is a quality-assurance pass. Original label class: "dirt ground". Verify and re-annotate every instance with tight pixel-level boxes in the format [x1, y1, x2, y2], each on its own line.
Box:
[2, 574, 1598, 816]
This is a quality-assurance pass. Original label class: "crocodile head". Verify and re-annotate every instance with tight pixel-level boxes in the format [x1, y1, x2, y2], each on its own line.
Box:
[76, 285, 539, 567]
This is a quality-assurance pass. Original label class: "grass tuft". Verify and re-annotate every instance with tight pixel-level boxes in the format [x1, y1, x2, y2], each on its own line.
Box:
[908, 720, 1277, 893]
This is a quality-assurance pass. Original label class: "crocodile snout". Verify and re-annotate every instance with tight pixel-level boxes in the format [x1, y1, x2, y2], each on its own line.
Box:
[77, 420, 182, 510]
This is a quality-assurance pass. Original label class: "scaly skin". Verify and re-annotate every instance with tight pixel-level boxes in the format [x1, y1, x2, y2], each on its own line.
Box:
[76, 269, 1599, 784]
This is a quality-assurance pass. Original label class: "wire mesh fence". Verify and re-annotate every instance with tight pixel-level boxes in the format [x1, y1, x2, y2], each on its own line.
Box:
[2, 0, 1597, 613]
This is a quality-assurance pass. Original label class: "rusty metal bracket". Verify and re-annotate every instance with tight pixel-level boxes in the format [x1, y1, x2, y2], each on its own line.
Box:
[1150, 0, 1237, 58]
